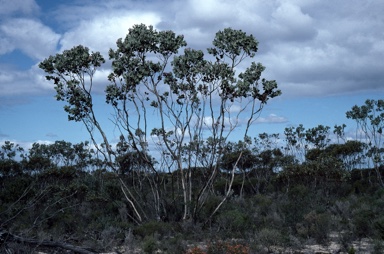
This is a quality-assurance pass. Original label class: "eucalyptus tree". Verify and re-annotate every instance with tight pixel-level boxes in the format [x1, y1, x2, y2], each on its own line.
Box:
[305, 125, 331, 149]
[39, 24, 281, 223]
[0, 141, 25, 177]
[0, 141, 24, 160]
[333, 124, 347, 144]
[283, 124, 307, 162]
[284, 124, 332, 163]
[346, 99, 384, 186]
[26, 143, 54, 173]
[328, 141, 365, 171]
[220, 140, 257, 197]
[254, 132, 280, 152]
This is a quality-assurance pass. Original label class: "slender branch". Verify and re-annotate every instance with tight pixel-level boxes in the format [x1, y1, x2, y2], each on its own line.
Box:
[1, 229, 96, 254]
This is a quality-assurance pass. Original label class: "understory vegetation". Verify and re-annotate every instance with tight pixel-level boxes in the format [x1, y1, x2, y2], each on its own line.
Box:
[1, 128, 383, 253]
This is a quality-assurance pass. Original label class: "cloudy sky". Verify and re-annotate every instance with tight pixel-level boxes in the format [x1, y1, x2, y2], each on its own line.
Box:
[0, 0, 383, 149]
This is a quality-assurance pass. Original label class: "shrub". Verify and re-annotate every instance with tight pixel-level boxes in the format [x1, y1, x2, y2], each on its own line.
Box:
[216, 210, 249, 237]
[351, 204, 375, 238]
[158, 235, 186, 253]
[282, 185, 311, 226]
[256, 228, 283, 252]
[253, 194, 273, 216]
[298, 210, 331, 243]
[142, 235, 158, 254]
[373, 240, 384, 254]
[373, 216, 384, 240]
[134, 220, 173, 239]
[347, 246, 356, 254]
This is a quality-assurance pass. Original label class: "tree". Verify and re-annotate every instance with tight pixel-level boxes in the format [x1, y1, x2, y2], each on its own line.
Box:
[0, 141, 24, 161]
[305, 125, 331, 150]
[39, 24, 281, 223]
[346, 99, 384, 186]
[284, 124, 307, 162]
[333, 124, 347, 144]
[327, 141, 365, 171]
[220, 140, 256, 197]
[25, 143, 53, 174]
[0, 141, 24, 177]
[283, 124, 332, 163]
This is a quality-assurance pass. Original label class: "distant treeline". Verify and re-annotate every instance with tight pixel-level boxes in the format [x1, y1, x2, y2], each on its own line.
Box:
[1, 135, 384, 253]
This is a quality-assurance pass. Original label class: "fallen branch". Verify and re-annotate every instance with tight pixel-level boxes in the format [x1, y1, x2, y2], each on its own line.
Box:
[1, 229, 97, 254]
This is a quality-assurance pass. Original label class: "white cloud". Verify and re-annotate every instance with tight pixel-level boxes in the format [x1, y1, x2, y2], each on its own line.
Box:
[1, 0, 384, 100]
[167, 0, 318, 49]
[0, 37, 15, 55]
[182, 0, 235, 26]
[0, 18, 60, 60]
[228, 104, 242, 114]
[270, 1, 316, 41]
[59, 12, 161, 55]
[257, 0, 384, 97]
[202, 116, 241, 130]
[0, 0, 39, 15]
[255, 114, 288, 124]
[0, 64, 54, 96]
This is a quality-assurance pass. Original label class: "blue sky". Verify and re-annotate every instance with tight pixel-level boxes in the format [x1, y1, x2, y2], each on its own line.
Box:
[0, 0, 383, 149]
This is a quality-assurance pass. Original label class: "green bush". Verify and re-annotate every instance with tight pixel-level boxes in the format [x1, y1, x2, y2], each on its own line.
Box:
[134, 220, 173, 239]
[158, 235, 186, 253]
[281, 185, 311, 227]
[252, 194, 273, 216]
[216, 209, 249, 237]
[374, 216, 384, 240]
[142, 235, 158, 253]
[373, 240, 384, 254]
[297, 210, 330, 243]
[256, 228, 284, 252]
[351, 204, 375, 238]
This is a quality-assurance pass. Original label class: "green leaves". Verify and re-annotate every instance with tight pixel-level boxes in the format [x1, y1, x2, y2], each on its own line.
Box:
[107, 24, 188, 107]
[39, 46, 105, 122]
[41, 24, 281, 124]
[40, 45, 105, 75]
[172, 48, 206, 81]
[346, 99, 384, 125]
[346, 99, 384, 183]
[204, 28, 277, 103]
[208, 28, 259, 62]
[158, 29, 187, 55]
